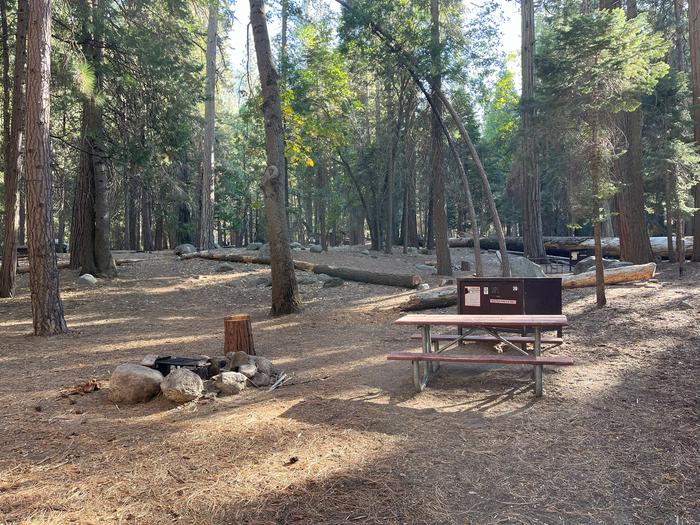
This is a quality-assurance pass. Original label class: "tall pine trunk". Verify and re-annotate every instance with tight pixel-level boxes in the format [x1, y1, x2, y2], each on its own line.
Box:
[70, 0, 115, 277]
[431, 0, 452, 276]
[198, 0, 217, 250]
[249, 0, 301, 315]
[690, 0, 700, 260]
[25, 0, 67, 334]
[616, 0, 652, 263]
[0, 0, 28, 298]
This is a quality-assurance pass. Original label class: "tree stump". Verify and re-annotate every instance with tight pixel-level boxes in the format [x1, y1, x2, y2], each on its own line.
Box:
[224, 314, 256, 356]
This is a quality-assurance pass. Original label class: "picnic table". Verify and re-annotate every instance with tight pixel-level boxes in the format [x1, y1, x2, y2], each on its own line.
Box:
[389, 314, 572, 397]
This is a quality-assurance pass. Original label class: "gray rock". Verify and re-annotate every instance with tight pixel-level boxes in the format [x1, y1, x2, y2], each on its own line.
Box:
[296, 273, 317, 285]
[254, 275, 272, 286]
[309, 244, 323, 253]
[290, 242, 303, 250]
[246, 242, 263, 251]
[407, 247, 417, 254]
[228, 351, 253, 368]
[322, 277, 344, 288]
[415, 264, 437, 273]
[506, 255, 546, 278]
[174, 243, 196, 256]
[108, 364, 164, 404]
[317, 273, 333, 283]
[212, 372, 247, 396]
[238, 363, 257, 378]
[418, 248, 431, 255]
[78, 273, 97, 286]
[216, 262, 236, 273]
[140, 354, 159, 368]
[160, 368, 204, 403]
[258, 243, 271, 257]
[360, 250, 370, 256]
[572, 256, 634, 275]
[252, 372, 271, 387]
[252, 356, 275, 376]
[417, 283, 430, 290]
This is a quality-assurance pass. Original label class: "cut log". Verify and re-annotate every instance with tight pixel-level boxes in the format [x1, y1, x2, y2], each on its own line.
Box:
[561, 262, 656, 289]
[180, 250, 422, 288]
[224, 314, 256, 356]
[400, 286, 457, 311]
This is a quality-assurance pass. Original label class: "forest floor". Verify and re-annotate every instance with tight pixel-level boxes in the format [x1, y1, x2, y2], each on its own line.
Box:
[0, 246, 698, 525]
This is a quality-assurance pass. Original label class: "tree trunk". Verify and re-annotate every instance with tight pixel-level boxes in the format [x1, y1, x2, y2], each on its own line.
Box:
[430, 0, 452, 276]
[591, 123, 606, 308]
[70, 0, 115, 277]
[690, 0, 700, 261]
[249, 0, 301, 315]
[0, 0, 28, 298]
[141, 185, 154, 252]
[25, 0, 67, 335]
[614, 0, 652, 264]
[520, 0, 546, 261]
[199, 0, 217, 250]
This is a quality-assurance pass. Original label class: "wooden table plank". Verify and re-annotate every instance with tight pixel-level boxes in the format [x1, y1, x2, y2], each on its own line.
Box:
[394, 314, 568, 328]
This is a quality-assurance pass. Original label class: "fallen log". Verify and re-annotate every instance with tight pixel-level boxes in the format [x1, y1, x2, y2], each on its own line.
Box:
[400, 286, 457, 311]
[399, 262, 657, 311]
[449, 236, 693, 258]
[180, 250, 422, 288]
[561, 262, 656, 289]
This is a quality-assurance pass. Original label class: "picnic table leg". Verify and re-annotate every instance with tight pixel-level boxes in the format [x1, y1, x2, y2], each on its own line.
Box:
[533, 327, 543, 397]
[412, 325, 432, 392]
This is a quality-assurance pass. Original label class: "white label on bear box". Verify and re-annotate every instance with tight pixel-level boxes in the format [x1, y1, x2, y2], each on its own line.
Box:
[464, 286, 481, 307]
[490, 299, 517, 305]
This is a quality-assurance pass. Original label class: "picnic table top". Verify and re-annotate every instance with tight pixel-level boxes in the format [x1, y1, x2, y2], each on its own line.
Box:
[394, 313, 569, 328]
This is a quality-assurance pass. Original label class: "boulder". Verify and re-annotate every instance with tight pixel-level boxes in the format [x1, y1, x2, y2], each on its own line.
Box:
[417, 283, 430, 290]
[572, 257, 635, 275]
[317, 273, 333, 283]
[322, 277, 344, 288]
[246, 242, 263, 251]
[160, 368, 204, 403]
[228, 351, 253, 368]
[360, 250, 370, 256]
[507, 255, 546, 278]
[296, 273, 317, 285]
[415, 264, 437, 273]
[216, 262, 236, 273]
[252, 356, 275, 376]
[254, 275, 272, 286]
[108, 364, 164, 404]
[252, 372, 271, 387]
[174, 243, 196, 256]
[290, 242, 303, 250]
[238, 363, 257, 378]
[212, 372, 247, 396]
[258, 243, 271, 257]
[309, 244, 323, 253]
[78, 274, 97, 286]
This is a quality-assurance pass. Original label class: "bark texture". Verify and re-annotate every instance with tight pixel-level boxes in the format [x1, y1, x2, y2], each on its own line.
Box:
[198, 0, 217, 250]
[0, 0, 28, 297]
[430, 0, 452, 276]
[25, 0, 67, 334]
[690, 0, 700, 260]
[614, 0, 652, 264]
[249, 0, 301, 315]
[520, 0, 546, 260]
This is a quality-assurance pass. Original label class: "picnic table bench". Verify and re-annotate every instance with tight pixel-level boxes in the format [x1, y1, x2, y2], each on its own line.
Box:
[389, 314, 572, 397]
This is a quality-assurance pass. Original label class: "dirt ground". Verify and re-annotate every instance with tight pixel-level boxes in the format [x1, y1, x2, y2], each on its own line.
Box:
[1, 246, 698, 524]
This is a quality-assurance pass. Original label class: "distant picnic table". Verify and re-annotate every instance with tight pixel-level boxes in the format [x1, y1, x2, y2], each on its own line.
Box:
[389, 314, 572, 396]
